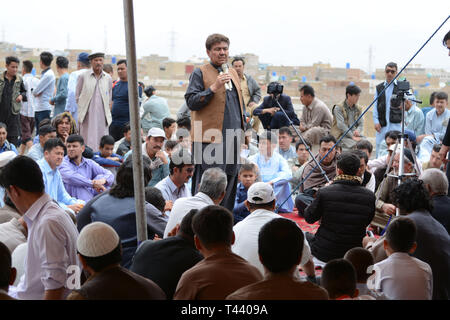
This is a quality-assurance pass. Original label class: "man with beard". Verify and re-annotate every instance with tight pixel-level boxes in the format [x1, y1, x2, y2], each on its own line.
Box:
[59, 134, 114, 202]
[295, 135, 338, 216]
[76, 53, 113, 152]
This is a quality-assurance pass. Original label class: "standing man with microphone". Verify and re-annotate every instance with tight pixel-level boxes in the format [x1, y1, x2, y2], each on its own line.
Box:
[185, 33, 245, 212]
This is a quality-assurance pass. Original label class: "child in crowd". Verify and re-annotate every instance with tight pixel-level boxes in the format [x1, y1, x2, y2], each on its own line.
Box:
[233, 163, 258, 224]
[321, 258, 375, 300]
[116, 123, 132, 156]
[344, 247, 386, 299]
[93, 135, 123, 176]
[367, 217, 433, 300]
[164, 140, 179, 159]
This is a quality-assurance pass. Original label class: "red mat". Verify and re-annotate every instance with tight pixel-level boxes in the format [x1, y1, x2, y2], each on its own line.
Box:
[279, 209, 323, 276]
[279, 209, 320, 234]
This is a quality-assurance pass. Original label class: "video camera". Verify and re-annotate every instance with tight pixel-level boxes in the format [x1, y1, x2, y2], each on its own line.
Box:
[390, 79, 411, 108]
[267, 82, 284, 95]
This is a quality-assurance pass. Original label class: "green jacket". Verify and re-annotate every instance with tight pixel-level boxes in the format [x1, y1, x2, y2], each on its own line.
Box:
[0, 72, 26, 115]
[331, 100, 363, 139]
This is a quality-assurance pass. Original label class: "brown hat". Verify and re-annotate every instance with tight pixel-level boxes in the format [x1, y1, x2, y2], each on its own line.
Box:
[88, 52, 105, 60]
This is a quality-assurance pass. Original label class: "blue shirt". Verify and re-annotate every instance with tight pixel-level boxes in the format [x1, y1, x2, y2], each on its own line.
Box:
[405, 105, 425, 136]
[92, 152, 123, 167]
[141, 95, 171, 132]
[33, 68, 55, 112]
[425, 108, 450, 141]
[112, 80, 142, 127]
[155, 176, 191, 203]
[248, 152, 292, 183]
[37, 158, 82, 211]
[277, 145, 297, 161]
[0, 141, 18, 154]
[233, 183, 251, 224]
[51, 73, 69, 116]
[26, 143, 44, 161]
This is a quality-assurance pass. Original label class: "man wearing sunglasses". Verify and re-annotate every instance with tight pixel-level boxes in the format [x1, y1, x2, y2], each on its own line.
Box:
[155, 148, 194, 216]
[373, 62, 402, 158]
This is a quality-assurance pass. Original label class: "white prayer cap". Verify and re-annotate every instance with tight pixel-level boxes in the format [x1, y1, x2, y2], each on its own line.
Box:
[0, 151, 17, 168]
[77, 222, 120, 257]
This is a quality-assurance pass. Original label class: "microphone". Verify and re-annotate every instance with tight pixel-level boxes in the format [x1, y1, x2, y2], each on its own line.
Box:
[221, 64, 233, 91]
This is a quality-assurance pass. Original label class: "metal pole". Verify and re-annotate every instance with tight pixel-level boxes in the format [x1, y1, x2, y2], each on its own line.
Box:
[123, 0, 147, 242]
[396, 98, 406, 217]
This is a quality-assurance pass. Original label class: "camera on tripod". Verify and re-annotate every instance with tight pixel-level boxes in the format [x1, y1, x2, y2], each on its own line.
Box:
[390, 79, 411, 107]
[267, 82, 284, 95]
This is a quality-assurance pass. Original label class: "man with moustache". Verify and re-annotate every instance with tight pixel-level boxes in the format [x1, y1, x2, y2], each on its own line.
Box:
[124, 127, 169, 187]
[76, 52, 113, 152]
[185, 34, 245, 212]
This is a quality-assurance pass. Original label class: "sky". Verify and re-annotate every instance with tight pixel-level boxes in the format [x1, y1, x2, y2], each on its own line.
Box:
[1, 0, 449, 73]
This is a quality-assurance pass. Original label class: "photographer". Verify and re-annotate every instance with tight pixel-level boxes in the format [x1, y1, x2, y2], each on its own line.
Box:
[253, 82, 300, 130]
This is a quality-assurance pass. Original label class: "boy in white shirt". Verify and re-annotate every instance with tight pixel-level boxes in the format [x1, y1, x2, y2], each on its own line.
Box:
[367, 217, 433, 300]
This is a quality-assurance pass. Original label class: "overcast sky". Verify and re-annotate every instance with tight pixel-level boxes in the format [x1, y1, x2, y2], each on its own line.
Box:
[2, 0, 449, 73]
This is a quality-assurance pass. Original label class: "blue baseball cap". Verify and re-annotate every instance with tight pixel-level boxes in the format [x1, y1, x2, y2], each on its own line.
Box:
[404, 129, 416, 144]
[77, 52, 90, 64]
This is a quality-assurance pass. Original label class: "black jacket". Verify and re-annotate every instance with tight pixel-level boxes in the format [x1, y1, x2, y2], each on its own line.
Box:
[304, 179, 375, 262]
[431, 195, 450, 235]
[253, 94, 300, 125]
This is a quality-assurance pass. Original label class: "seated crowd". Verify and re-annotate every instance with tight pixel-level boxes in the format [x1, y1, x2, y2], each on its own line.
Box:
[0, 61, 450, 301]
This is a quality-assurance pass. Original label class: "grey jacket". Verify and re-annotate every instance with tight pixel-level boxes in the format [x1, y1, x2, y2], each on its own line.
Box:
[245, 74, 262, 106]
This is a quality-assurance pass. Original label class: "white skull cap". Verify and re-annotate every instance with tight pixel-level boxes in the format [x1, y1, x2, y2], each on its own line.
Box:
[77, 222, 120, 257]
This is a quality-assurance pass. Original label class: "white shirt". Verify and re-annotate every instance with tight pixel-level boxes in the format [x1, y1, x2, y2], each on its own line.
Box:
[367, 252, 433, 300]
[16, 194, 80, 300]
[155, 176, 191, 205]
[20, 73, 39, 117]
[163, 192, 214, 238]
[0, 218, 27, 253]
[232, 208, 312, 275]
[368, 154, 388, 173]
[365, 172, 376, 193]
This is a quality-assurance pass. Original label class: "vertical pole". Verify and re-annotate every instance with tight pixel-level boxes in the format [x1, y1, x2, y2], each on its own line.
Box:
[123, 0, 147, 242]
[397, 98, 406, 217]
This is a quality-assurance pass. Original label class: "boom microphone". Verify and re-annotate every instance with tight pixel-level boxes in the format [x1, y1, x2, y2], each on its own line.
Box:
[221, 64, 233, 91]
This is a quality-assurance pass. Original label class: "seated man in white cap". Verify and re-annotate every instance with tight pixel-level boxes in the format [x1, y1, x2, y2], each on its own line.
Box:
[67, 222, 166, 300]
[124, 127, 169, 187]
[232, 182, 317, 282]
